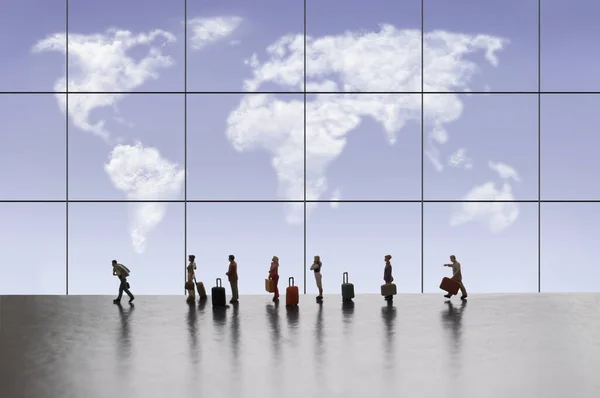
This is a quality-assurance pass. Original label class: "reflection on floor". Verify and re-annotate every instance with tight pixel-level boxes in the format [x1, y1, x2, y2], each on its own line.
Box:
[0, 294, 599, 398]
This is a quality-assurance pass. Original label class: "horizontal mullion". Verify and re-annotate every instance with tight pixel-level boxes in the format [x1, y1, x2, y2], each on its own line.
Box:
[2, 199, 600, 204]
[2, 91, 600, 95]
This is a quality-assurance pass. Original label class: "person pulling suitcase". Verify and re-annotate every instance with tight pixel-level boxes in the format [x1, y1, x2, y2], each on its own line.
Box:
[443, 255, 468, 300]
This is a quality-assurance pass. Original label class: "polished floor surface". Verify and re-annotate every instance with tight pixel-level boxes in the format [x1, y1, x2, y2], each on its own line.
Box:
[1, 294, 599, 398]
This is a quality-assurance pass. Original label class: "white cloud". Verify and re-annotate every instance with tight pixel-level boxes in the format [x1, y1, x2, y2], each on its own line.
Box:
[188, 16, 243, 51]
[450, 182, 519, 233]
[330, 189, 341, 209]
[489, 161, 521, 181]
[32, 28, 176, 142]
[448, 148, 473, 169]
[104, 142, 185, 253]
[228, 25, 507, 223]
[230, 40, 242, 46]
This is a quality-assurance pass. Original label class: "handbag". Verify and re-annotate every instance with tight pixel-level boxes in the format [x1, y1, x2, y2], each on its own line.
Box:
[185, 281, 194, 290]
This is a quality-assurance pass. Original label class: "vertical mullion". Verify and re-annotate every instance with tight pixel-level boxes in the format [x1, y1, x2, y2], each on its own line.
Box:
[420, 0, 425, 294]
[184, 0, 188, 294]
[65, 0, 69, 295]
[303, 0, 307, 295]
[537, 0, 541, 293]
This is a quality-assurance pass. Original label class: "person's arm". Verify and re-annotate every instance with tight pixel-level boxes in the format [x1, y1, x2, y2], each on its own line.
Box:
[310, 263, 316, 270]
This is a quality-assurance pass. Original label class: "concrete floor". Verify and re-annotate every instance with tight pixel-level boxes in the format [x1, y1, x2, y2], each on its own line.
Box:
[0, 294, 599, 398]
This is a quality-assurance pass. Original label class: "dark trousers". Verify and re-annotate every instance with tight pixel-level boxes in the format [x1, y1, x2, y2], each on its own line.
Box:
[116, 276, 134, 301]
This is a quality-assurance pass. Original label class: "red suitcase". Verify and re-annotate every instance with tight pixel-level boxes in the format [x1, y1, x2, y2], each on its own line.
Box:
[286, 277, 299, 306]
[440, 277, 460, 295]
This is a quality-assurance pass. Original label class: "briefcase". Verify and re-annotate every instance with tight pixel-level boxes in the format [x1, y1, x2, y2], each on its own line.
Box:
[380, 283, 397, 296]
[341, 272, 355, 300]
[440, 277, 460, 295]
[265, 278, 275, 293]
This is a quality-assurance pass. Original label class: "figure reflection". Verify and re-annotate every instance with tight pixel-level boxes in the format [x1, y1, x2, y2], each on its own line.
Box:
[116, 303, 135, 375]
[265, 301, 283, 393]
[198, 297, 207, 314]
[212, 306, 227, 343]
[381, 300, 397, 369]
[186, 300, 199, 366]
[440, 299, 467, 375]
[314, 302, 325, 375]
[341, 300, 355, 336]
[230, 302, 241, 372]
[286, 305, 300, 334]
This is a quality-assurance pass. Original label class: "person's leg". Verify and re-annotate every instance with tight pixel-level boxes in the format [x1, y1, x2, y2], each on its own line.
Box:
[230, 280, 239, 301]
[316, 273, 323, 297]
[273, 275, 279, 299]
[115, 278, 125, 301]
[123, 281, 134, 302]
[188, 278, 195, 298]
[459, 281, 467, 298]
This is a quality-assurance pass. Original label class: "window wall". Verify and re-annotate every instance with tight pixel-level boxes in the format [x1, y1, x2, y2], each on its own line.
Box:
[1, 0, 596, 294]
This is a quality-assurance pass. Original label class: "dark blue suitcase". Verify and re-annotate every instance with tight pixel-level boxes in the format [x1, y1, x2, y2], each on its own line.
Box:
[341, 272, 355, 300]
[212, 278, 226, 306]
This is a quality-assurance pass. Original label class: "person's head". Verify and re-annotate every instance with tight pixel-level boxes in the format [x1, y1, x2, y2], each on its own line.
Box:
[111, 260, 117, 266]
[228, 254, 235, 262]
[272, 256, 279, 263]
[450, 255, 456, 262]
[384, 254, 392, 262]
[314, 255, 320, 263]
[189, 254, 195, 262]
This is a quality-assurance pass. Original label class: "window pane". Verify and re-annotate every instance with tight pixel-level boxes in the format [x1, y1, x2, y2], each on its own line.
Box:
[424, 202, 538, 293]
[186, 202, 304, 295]
[68, 94, 184, 200]
[188, 93, 304, 200]
[187, 0, 303, 92]
[306, 202, 422, 294]
[68, 0, 184, 92]
[0, 95, 66, 200]
[424, 94, 538, 200]
[307, 0, 421, 93]
[424, 0, 537, 92]
[0, 203, 66, 294]
[1, 0, 65, 91]
[541, 95, 600, 200]
[541, 203, 599, 292]
[68, 203, 184, 294]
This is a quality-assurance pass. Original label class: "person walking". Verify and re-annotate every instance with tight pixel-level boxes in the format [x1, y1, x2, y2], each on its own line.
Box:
[226, 254, 239, 304]
[269, 256, 280, 302]
[112, 260, 134, 304]
[310, 255, 323, 302]
[443, 255, 468, 300]
[187, 255, 197, 302]
[383, 254, 393, 301]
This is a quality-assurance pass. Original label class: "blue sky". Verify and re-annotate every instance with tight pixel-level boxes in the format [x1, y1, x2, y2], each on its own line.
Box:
[0, 0, 596, 295]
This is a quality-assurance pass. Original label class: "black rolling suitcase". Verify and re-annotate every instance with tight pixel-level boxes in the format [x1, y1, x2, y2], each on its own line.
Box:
[341, 272, 355, 301]
[212, 278, 226, 306]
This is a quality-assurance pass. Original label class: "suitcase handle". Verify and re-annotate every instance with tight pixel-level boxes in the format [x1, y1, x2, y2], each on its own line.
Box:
[216, 278, 222, 287]
[288, 277, 294, 286]
[342, 272, 349, 284]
